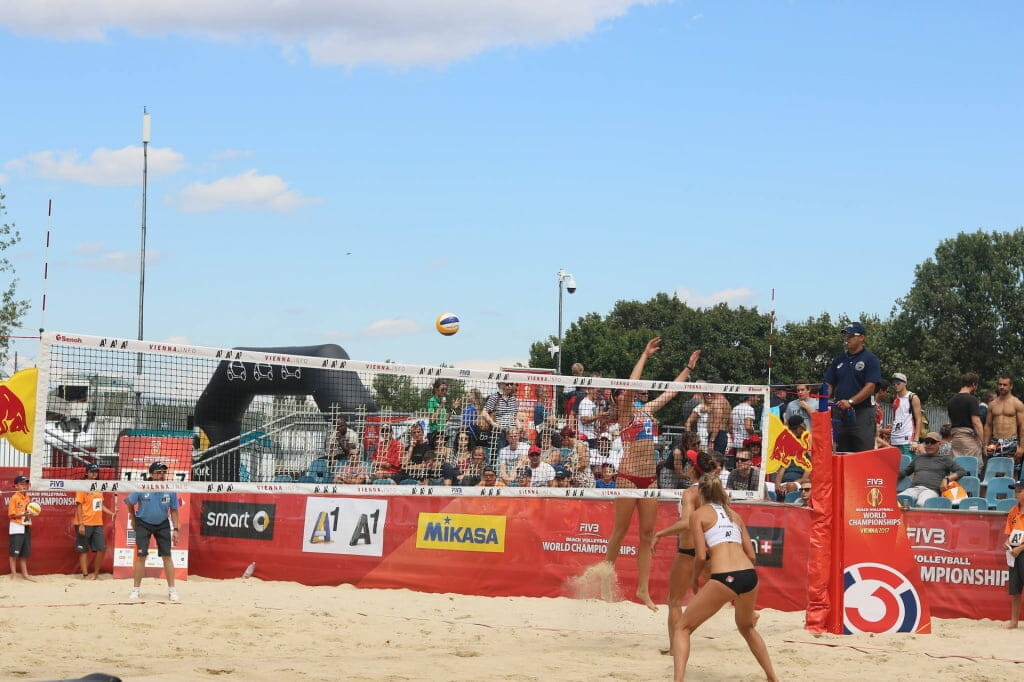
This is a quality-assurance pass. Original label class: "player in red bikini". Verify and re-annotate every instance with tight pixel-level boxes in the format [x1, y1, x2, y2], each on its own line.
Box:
[600, 337, 701, 611]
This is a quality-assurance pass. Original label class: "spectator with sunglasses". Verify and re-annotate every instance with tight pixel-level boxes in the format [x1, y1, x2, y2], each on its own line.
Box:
[793, 482, 813, 508]
[726, 449, 761, 492]
[371, 424, 405, 482]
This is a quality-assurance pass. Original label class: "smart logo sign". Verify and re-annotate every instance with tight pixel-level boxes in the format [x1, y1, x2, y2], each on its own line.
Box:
[200, 501, 275, 540]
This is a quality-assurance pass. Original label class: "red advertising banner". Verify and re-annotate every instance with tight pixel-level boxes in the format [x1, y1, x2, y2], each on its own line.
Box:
[184, 492, 810, 612]
[1, 467, 114, 575]
[1, 465, 1014, 622]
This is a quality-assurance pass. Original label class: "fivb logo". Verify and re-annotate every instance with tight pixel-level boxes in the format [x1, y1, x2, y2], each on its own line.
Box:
[302, 498, 388, 557]
[842, 562, 924, 634]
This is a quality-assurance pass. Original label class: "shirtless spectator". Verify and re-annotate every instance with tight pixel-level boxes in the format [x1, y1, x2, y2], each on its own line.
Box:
[497, 427, 530, 484]
[985, 375, 1024, 464]
[947, 372, 984, 462]
[783, 383, 816, 433]
[704, 387, 732, 455]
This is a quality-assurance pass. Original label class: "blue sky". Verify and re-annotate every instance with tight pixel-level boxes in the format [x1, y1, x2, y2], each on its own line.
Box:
[1, 1, 1021, 373]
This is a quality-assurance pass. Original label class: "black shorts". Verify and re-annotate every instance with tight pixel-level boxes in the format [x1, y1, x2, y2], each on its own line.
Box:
[134, 519, 172, 557]
[1010, 552, 1024, 596]
[677, 546, 696, 557]
[75, 525, 107, 553]
[710, 568, 758, 595]
[9, 529, 31, 558]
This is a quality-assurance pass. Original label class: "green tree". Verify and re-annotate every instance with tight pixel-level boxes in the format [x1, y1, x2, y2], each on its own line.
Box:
[0, 188, 29, 366]
[886, 229, 1024, 400]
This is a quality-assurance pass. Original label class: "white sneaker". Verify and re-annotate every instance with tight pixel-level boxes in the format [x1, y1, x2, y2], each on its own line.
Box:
[168, 587, 179, 601]
[129, 587, 141, 599]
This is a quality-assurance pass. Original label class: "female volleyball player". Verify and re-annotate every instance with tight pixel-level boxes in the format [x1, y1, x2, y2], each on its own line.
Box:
[671, 473, 777, 682]
[651, 451, 719, 655]
[601, 337, 701, 611]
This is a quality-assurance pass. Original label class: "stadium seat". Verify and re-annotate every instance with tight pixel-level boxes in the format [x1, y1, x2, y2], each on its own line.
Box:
[900, 453, 912, 470]
[958, 475, 981, 498]
[981, 456, 1014, 485]
[922, 497, 952, 510]
[297, 474, 318, 483]
[371, 478, 396, 485]
[238, 463, 252, 483]
[955, 456, 979, 478]
[897, 494, 916, 509]
[398, 478, 420, 485]
[985, 477, 1016, 505]
[784, 491, 801, 503]
[957, 497, 989, 511]
[993, 498, 1018, 512]
[272, 474, 294, 482]
[897, 476, 912, 492]
[306, 459, 330, 479]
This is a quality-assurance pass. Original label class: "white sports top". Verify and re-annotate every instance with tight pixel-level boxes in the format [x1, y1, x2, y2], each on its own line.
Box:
[704, 503, 741, 548]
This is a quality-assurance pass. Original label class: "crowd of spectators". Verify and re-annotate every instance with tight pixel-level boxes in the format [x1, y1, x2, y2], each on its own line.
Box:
[302, 323, 1022, 497]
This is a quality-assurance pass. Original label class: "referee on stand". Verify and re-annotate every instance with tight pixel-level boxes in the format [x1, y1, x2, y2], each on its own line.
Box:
[823, 321, 881, 453]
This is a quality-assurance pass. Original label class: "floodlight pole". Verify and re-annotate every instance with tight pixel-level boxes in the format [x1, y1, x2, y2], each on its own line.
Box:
[556, 269, 576, 375]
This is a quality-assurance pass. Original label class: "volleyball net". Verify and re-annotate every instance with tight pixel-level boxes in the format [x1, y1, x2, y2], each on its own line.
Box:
[29, 331, 768, 497]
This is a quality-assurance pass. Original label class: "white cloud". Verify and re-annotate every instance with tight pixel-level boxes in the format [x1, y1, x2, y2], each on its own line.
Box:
[210, 149, 253, 161]
[73, 242, 104, 255]
[0, 1, 658, 67]
[175, 170, 321, 213]
[674, 287, 756, 309]
[5, 146, 185, 186]
[75, 248, 163, 271]
[362, 317, 420, 337]
[0, 172, 8, 184]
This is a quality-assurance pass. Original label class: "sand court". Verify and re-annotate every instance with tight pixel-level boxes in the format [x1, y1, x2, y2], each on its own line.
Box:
[0, 575, 1021, 681]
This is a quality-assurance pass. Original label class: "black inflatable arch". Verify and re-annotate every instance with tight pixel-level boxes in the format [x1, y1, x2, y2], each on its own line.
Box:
[193, 344, 377, 481]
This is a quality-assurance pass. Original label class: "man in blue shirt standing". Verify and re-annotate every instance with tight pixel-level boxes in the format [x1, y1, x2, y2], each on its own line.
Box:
[125, 461, 181, 601]
[823, 321, 882, 453]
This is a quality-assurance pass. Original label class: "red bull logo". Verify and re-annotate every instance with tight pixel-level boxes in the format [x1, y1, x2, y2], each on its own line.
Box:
[0, 368, 38, 453]
[0, 386, 29, 436]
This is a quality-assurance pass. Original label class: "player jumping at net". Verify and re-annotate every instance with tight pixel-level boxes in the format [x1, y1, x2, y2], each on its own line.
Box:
[651, 450, 720, 655]
[671, 473, 778, 682]
[600, 337, 701, 611]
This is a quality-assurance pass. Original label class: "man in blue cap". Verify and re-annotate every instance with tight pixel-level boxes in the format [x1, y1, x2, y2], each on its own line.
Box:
[124, 461, 181, 601]
[823, 321, 882, 453]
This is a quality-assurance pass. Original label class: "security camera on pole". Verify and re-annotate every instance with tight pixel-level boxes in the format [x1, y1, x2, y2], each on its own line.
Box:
[555, 269, 577, 375]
